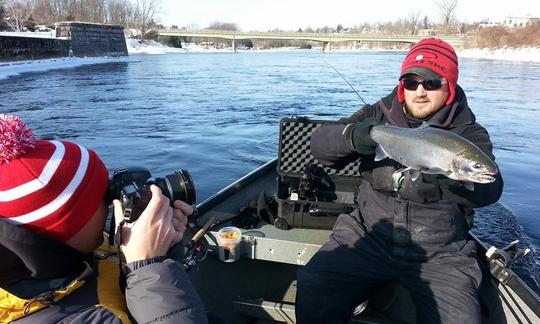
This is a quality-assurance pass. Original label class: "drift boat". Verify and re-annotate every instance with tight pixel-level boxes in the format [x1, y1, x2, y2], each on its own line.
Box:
[187, 118, 540, 324]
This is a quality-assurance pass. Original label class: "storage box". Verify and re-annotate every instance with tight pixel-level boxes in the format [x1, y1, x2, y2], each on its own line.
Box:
[274, 117, 362, 230]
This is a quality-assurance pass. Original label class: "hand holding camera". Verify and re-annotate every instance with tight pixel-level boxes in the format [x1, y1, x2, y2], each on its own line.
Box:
[108, 167, 198, 264]
[113, 185, 194, 263]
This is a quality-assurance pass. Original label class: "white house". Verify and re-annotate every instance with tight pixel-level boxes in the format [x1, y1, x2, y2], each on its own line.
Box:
[478, 16, 538, 29]
[501, 16, 538, 28]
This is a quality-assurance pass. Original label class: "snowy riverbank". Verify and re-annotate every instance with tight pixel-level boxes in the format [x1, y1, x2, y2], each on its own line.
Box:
[126, 39, 540, 63]
[458, 47, 540, 63]
[1, 38, 539, 80]
[0, 56, 138, 80]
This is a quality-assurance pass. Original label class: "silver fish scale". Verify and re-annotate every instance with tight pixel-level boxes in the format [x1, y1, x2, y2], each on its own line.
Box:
[370, 125, 471, 172]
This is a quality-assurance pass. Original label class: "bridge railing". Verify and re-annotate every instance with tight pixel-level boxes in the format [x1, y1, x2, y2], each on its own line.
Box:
[158, 29, 465, 42]
[157, 30, 466, 49]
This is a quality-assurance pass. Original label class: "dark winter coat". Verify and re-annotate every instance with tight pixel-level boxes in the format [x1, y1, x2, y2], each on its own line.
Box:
[310, 86, 504, 259]
[0, 220, 208, 324]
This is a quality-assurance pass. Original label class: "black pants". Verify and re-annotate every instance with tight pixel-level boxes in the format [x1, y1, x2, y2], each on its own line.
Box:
[295, 214, 482, 324]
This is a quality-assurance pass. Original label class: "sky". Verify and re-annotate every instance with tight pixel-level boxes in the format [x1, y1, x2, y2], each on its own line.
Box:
[159, 0, 540, 31]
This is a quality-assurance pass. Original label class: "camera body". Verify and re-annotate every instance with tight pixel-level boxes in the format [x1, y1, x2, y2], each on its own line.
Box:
[109, 167, 196, 223]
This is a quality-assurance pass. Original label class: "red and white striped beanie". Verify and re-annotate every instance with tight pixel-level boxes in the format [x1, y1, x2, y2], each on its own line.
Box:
[0, 114, 109, 242]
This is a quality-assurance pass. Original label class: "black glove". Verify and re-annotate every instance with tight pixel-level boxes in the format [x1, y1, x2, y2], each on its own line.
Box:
[351, 117, 383, 155]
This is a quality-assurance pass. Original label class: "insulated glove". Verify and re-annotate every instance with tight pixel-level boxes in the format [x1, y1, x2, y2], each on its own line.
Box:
[351, 117, 383, 155]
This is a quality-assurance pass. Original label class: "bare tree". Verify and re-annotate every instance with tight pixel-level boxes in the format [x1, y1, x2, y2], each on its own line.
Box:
[407, 11, 421, 35]
[206, 21, 239, 31]
[436, 0, 459, 34]
[422, 16, 430, 29]
[29, 0, 148, 33]
[4, 0, 34, 31]
[107, 0, 133, 25]
[133, 0, 160, 38]
[0, 1, 8, 30]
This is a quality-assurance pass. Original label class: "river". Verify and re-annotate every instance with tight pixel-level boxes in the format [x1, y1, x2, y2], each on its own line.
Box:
[1, 50, 539, 292]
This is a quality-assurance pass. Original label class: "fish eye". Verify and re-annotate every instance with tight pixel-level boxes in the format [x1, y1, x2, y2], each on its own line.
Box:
[473, 163, 482, 169]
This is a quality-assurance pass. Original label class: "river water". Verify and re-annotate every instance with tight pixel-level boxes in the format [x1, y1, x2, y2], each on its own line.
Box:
[1, 50, 539, 292]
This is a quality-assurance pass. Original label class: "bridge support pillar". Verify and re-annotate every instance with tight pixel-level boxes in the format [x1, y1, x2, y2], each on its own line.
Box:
[322, 41, 332, 53]
[232, 38, 236, 53]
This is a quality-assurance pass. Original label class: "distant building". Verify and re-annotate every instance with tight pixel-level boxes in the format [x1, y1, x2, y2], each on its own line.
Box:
[501, 16, 538, 28]
[479, 16, 539, 29]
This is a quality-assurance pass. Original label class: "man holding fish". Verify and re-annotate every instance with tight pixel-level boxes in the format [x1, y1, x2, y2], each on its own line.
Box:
[296, 38, 504, 324]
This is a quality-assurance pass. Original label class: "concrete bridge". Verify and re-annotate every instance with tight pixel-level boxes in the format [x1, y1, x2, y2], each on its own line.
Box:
[157, 30, 466, 52]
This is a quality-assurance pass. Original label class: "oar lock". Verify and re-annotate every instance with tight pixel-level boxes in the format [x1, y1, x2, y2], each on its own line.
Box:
[485, 240, 530, 284]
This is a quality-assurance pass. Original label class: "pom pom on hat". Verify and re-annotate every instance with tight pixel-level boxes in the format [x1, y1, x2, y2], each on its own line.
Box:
[0, 115, 109, 242]
[397, 38, 459, 105]
[0, 114, 36, 164]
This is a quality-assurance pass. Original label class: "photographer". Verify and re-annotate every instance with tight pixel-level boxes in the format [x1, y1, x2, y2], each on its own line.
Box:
[0, 114, 208, 323]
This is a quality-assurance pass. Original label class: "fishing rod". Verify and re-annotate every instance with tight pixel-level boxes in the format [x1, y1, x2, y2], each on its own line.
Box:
[325, 61, 367, 105]
[183, 215, 216, 272]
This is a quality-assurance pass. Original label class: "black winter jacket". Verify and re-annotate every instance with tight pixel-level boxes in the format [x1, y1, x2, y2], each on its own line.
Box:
[0, 220, 208, 324]
[310, 86, 504, 259]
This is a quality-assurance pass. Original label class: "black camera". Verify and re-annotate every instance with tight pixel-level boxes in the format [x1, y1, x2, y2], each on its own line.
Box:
[108, 167, 196, 223]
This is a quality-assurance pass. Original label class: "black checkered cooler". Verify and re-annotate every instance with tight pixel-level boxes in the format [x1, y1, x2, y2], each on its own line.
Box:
[273, 117, 362, 230]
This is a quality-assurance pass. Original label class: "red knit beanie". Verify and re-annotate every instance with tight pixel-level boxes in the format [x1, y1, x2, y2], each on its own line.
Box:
[397, 37, 459, 105]
[0, 114, 109, 242]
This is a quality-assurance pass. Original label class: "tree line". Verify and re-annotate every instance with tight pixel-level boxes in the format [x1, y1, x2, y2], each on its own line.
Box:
[0, 0, 461, 36]
[0, 0, 159, 38]
[2, 0, 538, 48]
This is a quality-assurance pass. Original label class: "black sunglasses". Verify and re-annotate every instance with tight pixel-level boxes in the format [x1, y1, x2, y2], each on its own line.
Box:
[402, 78, 447, 91]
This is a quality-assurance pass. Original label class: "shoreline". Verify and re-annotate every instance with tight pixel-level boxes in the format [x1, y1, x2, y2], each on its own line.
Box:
[1, 41, 538, 80]
[0, 56, 138, 80]
[127, 39, 540, 63]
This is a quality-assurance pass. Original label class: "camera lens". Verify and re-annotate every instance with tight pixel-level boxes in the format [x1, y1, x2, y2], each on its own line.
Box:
[158, 169, 196, 205]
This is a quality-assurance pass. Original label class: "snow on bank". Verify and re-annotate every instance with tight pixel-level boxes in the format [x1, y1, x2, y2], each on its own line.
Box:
[126, 38, 231, 53]
[126, 38, 186, 54]
[458, 47, 540, 63]
[0, 56, 137, 80]
[126, 38, 540, 63]
[0, 31, 59, 39]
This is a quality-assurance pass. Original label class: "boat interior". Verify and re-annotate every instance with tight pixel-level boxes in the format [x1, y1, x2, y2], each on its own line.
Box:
[186, 117, 540, 324]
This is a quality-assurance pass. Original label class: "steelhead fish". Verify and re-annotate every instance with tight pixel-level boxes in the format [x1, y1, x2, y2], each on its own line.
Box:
[369, 124, 498, 188]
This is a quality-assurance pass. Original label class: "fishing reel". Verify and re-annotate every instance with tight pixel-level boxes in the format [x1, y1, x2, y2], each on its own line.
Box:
[485, 240, 530, 284]
[182, 215, 216, 272]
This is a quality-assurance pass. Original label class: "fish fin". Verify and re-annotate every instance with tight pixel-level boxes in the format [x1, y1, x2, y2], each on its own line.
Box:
[374, 145, 389, 161]
[462, 181, 475, 191]
[409, 169, 421, 181]
[404, 167, 424, 181]
[395, 167, 421, 181]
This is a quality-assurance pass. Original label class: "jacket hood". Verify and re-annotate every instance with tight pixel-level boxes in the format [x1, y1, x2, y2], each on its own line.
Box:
[379, 85, 476, 129]
[0, 219, 86, 290]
